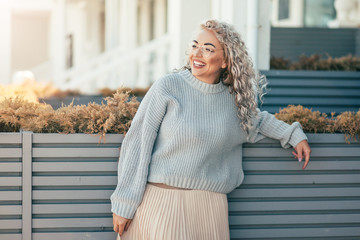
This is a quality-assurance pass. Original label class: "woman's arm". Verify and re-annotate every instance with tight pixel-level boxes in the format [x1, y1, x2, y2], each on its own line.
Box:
[110, 77, 169, 219]
[248, 109, 311, 169]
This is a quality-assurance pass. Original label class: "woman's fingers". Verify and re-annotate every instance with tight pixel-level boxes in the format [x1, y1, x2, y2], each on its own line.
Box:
[113, 213, 131, 236]
[302, 148, 311, 170]
[294, 140, 312, 170]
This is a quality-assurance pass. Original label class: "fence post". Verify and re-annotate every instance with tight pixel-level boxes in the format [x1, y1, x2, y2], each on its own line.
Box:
[22, 131, 33, 240]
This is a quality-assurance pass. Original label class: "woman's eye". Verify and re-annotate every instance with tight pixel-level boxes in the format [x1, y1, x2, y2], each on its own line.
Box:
[205, 48, 213, 53]
[191, 44, 198, 49]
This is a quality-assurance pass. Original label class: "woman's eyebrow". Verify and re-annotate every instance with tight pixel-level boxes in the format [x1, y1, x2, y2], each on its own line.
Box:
[192, 40, 216, 48]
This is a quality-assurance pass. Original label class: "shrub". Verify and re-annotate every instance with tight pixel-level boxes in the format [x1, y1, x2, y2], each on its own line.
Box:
[99, 87, 150, 97]
[271, 54, 360, 71]
[0, 89, 139, 140]
[275, 105, 360, 143]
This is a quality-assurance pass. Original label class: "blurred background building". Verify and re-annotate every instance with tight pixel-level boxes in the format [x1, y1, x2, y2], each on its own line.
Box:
[0, 0, 359, 93]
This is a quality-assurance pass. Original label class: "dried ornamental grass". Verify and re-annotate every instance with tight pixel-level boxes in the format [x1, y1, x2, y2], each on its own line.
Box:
[333, 111, 360, 143]
[275, 105, 333, 133]
[0, 89, 139, 140]
[275, 105, 360, 143]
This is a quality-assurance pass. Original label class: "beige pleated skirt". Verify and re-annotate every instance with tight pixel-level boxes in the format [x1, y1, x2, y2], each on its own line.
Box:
[117, 183, 230, 240]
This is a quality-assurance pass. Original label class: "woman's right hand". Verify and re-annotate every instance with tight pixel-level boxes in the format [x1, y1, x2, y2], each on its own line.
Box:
[113, 213, 132, 236]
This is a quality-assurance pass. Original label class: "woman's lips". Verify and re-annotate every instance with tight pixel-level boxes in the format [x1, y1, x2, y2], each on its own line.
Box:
[193, 60, 206, 68]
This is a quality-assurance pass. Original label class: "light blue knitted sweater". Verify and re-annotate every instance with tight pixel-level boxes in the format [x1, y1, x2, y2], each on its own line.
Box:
[111, 69, 308, 219]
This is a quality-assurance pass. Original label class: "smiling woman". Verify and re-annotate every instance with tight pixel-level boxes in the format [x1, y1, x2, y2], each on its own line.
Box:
[111, 19, 311, 240]
[188, 30, 227, 84]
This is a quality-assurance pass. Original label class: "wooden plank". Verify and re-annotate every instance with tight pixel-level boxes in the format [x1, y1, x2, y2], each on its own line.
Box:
[32, 148, 120, 158]
[32, 162, 117, 172]
[0, 191, 21, 201]
[0, 234, 22, 240]
[0, 133, 22, 144]
[33, 217, 112, 228]
[229, 213, 360, 225]
[0, 149, 22, 158]
[33, 232, 116, 240]
[0, 205, 22, 215]
[32, 190, 113, 200]
[22, 131, 32, 240]
[230, 227, 360, 238]
[228, 200, 360, 212]
[0, 219, 22, 229]
[242, 174, 360, 185]
[0, 177, 22, 186]
[32, 133, 123, 144]
[228, 187, 360, 199]
[0, 162, 22, 172]
[33, 203, 110, 214]
[32, 176, 117, 186]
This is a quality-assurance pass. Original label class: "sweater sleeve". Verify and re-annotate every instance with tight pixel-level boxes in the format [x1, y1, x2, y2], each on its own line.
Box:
[247, 108, 308, 148]
[110, 78, 168, 219]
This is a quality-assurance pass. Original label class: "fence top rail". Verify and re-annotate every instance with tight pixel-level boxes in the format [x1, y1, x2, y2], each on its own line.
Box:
[262, 70, 360, 79]
[0, 133, 21, 144]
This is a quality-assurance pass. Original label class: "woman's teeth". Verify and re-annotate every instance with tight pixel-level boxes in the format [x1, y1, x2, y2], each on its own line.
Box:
[194, 60, 205, 67]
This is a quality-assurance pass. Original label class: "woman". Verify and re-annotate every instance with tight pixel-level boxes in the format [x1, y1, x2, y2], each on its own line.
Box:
[111, 19, 311, 240]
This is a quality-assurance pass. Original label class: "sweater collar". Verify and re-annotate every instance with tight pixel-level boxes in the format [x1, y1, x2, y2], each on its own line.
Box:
[179, 69, 228, 94]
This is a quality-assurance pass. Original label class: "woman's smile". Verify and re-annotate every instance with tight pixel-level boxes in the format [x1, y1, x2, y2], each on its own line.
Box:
[189, 29, 227, 84]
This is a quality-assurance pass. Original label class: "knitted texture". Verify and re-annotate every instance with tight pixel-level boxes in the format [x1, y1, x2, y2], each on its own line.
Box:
[111, 70, 308, 219]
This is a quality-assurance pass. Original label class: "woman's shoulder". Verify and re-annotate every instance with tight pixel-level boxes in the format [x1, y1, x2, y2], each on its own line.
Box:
[152, 70, 187, 92]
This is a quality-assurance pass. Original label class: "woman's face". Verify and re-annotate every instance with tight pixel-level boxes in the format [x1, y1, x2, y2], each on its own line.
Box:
[189, 29, 227, 84]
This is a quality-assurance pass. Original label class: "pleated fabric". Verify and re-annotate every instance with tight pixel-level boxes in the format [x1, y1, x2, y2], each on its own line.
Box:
[117, 183, 230, 240]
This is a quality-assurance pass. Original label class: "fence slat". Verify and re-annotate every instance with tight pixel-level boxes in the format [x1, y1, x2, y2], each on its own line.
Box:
[0, 149, 22, 158]
[243, 147, 360, 157]
[33, 203, 110, 214]
[32, 190, 113, 200]
[0, 220, 22, 229]
[228, 200, 360, 212]
[32, 232, 116, 240]
[0, 205, 22, 215]
[0, 191, 21, 201]
[33, 217, 112, 228]
[243, 174, 360, 185]
[229, 213, 360, 225]
[230, 227, 360, 238]
[0, 162, 22, 172]
[22, 131, 32, 240]
[33, 148, 120, 158]
[243, 161, 360, 171]
[32, 162, 117, 172]
[228, 187, 360, 199]
[33, 176, 117, 186]
[0, 177, 22, 186]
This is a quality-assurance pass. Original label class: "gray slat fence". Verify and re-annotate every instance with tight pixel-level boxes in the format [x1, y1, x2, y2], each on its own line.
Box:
[0, 132, 359, 239]
[270, 27, 359, 62]
[261, 70, 360, 115]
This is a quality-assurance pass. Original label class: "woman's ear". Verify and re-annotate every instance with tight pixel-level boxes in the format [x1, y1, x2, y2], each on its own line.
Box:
[221, 60, 227, 69]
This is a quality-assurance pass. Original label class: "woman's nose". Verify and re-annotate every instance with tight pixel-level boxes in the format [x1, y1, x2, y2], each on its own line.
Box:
[194, 47, 203, 57]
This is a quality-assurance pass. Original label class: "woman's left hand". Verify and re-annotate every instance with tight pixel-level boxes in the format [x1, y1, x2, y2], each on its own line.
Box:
[292, 140, 311, 170]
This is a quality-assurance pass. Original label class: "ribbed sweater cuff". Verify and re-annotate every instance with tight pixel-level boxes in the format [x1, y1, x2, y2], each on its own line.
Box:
[288, 127, 308, 148]
[111, 200, 137, 219]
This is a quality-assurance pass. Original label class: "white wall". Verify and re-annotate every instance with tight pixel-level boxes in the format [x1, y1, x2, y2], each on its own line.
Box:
[11, 11, 50, 72]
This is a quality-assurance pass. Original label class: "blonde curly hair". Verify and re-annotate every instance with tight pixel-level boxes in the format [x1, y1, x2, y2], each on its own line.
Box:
[182, 19, 268, 134]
